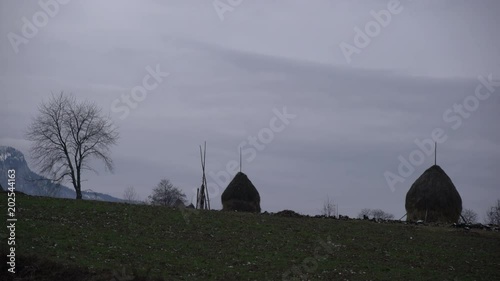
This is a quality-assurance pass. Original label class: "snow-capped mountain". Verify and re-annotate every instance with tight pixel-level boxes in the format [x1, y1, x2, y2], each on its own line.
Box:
[0, 146, 122, 202]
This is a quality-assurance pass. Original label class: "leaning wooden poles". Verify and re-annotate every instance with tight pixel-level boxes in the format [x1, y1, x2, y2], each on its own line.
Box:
[196, 141, 210, 210]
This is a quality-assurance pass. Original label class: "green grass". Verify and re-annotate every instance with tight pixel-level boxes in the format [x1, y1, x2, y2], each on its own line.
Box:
[1, 193, 500, 280]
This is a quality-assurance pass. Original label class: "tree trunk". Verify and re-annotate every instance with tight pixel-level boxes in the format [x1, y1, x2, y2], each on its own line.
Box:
[75, 179, 82, 200]
[75, 164, 82, 199]
[75, 188, 82, 199]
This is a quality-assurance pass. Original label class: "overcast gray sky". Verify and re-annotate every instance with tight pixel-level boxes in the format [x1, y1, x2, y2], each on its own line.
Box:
[1, 0, 499, 219]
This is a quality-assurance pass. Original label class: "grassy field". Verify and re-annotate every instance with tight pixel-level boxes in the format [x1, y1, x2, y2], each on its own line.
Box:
[1, 193, 499, 281]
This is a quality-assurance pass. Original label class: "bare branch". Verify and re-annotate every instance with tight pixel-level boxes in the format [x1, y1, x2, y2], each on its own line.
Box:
[148, 179, 187, 207]
[486, 200, 500, 225]
[123, 186, 139, 203]
[26, 92, 119, 199]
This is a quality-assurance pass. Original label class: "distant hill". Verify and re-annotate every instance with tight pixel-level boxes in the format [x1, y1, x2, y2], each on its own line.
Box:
[0, 146, 122, 202]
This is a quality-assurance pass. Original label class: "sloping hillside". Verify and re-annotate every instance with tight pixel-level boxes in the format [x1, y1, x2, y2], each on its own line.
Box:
[1, 193, 499, 281]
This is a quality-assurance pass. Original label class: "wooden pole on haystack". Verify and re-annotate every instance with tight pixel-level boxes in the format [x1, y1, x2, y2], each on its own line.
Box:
[239, 146, 242, 173]
[434, 142, 437, 165]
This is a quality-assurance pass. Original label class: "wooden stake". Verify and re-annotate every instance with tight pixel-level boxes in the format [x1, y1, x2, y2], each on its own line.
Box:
[198, 141, 210, 210]
[204, 141, 207, 169]
[239, 146, 242, 173]
[460, 214, 467, 224]
[204, 142, 210, 210]
[196, 187, 199, 209]
[398, 213, 407, 221]
[199, 145, 205, 209]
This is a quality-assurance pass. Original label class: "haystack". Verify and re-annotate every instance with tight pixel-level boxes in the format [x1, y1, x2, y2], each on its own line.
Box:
[405, 165, 462, 223]
[221, 172, 260, 213]
[174, 198, 185, 208]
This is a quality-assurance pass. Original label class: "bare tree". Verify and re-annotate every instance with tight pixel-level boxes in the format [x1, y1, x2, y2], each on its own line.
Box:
[123, 186, 139, 203]
[359, 208, 394, 220]
[459, 208, 478, 224]
[358, 208, 372, 219]
[486, 199, 500, 225]
[371, 209, 394, 220]
[26, 92, 118, 199]
[148, 179, 186, 206]
[321, 196, 336, 217]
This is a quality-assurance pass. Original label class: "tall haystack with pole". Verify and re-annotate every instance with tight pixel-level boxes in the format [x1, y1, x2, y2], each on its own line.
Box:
[405, 143, 462, 223]
[221, 148, 261, 213]
[221, 172, 261, 213]
[196, 141, 210, 210]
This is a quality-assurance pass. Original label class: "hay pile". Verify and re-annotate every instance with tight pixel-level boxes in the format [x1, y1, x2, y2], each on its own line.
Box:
[174, 198, 185, 208]
[405, 165, 462, 223]
[221, 172, 261, 213]
[275, 210, 302, 218]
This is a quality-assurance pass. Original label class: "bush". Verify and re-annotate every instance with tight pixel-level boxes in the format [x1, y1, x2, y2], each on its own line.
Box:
[459, 208, 478, 224]
[357, 208, 394, 220]
[486, 200, 500, 225]
[148, 179, 186, 207]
